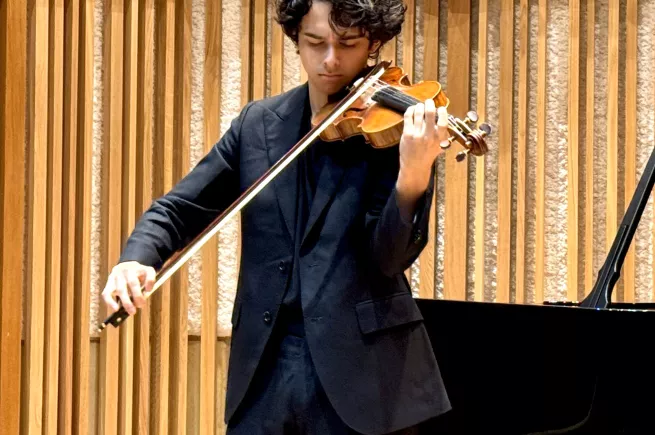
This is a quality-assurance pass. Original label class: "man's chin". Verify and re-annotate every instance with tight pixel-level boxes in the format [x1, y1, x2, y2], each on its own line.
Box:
[317, 81, 350, 97]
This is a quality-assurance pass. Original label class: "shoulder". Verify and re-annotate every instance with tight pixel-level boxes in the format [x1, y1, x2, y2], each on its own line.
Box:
[240, 83, 309, 122]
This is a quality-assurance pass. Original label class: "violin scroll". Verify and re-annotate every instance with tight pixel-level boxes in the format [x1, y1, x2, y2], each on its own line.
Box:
[441, 110, 492, 162]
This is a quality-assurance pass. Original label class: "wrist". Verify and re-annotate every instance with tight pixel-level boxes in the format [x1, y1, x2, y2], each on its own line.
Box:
[395, 167, 431, 224]
[396, 166, 431, 197]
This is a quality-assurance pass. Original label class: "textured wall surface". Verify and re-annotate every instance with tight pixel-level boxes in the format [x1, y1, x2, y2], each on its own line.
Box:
[86, 0, 655, 337]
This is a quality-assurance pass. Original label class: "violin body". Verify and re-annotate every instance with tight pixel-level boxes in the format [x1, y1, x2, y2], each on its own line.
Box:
[312, 66, 451, 149]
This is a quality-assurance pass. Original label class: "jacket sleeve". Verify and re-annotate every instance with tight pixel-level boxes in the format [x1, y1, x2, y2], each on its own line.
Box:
[118, 102, 254, 269]
[365, 152, 435, 277]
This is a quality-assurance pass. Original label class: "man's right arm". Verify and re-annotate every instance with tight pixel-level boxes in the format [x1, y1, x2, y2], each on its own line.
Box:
[119, 102, 253, 268]
[102, 102, 253, 314]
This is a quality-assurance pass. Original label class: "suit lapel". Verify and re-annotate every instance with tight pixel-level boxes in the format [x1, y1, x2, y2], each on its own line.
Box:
[264, 84, 309, 240]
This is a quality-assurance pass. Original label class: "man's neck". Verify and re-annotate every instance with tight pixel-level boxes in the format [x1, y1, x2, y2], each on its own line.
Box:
[308, 83, 328, 117]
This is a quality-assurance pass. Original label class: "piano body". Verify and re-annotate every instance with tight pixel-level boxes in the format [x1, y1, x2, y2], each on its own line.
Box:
[413, 145, 655, 434]
[415, 299, 655, 434]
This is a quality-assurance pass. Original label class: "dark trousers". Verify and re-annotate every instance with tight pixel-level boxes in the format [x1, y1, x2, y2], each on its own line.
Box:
[226, 327, 419, 435]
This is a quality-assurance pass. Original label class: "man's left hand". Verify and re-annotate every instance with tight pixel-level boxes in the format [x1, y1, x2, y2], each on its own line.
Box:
[396, 98, 449, 199]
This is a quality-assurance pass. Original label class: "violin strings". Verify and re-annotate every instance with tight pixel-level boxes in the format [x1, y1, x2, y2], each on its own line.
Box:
[362, 78, 468, 139]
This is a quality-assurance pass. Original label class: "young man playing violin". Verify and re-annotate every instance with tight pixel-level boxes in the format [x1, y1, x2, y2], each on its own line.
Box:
[102, 0, 452, 433]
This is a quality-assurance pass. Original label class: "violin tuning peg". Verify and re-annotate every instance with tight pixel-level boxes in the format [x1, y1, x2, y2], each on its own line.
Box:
[465, 111, 479, 124]
[456, 149, 470, 162]
[440, 136, 456, 150]
[479, 123, 492, 136]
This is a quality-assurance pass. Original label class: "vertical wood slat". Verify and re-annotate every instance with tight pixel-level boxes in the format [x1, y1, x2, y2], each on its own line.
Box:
[241, 0, 252, 103]
[495, 0, 513, 303]
[402, 0, 415, 81]
[418, 0, 439, 299]
[45, 1, 64, 433]
[585, 0, 595, 296]
[72, 1, 93, 433]
[98, 1, 124, 433]
[474, 0, 488, 302]
[516, 0, 528, 303]
[535, 0, 547, 303]
[59, 0, 80, 432]
[380, 37, 397, 66]
[444, 1, 470, 301]
[606, 0, 619, 302]
[0, 1, 26, 433]
[202, 0, 222, 432]
[118, 1, 139, 433]
[24, 1, 49, 433]
[133, 1, 153, 434]
[216, 340, 231, 435]
[170, 0, 191, 432]
[151, 1, 176, 433]
[624, 0, 637, 302]
[271, 22, 284, 96]
[253, 0, 266, 99]
[567, 0, 580, 301]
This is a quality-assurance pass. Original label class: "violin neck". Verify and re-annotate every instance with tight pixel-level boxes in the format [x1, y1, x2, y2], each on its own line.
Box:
[371, 87, 420, 115]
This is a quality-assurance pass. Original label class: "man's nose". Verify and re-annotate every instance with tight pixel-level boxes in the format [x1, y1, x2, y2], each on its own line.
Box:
[323, 46, 340, 71]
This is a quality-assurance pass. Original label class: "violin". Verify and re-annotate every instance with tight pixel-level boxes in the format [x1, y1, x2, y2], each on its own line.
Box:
[313, 62, 490, 160]
[98, 60, 491, 331]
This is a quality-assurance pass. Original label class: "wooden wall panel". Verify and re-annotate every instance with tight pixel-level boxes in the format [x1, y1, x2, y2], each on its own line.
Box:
[380, 37, 397, 66]
[585, 0, 595, 297]
[241, 0, 252, 103]
[624, 0, 637, 302]
[419, 0, 439, 299]
[0, 1, 26, 433]
[72, 2, 93, 433]
[495, 0, 513, 303]
[535, 0, 547, 303]
[133, 1, 153, 433]
[98, 1, 124, 433]
[403, 0, 415, 81]
[444, 1, 470, 301]
[118, 1, 139, 433]
[606, 0, 619, 301]
[59, 0, 80, 432]
[44, 2, 64, 433]
[474, 0, 488, 302]
[271, 23, 284, 96]
[516, 0, 528, 303]
[151, 1, 176, 433]
[23, 1, 49, 433]
[567, 0, 580, 301]
[170, 0, 191, 432]
[202, 0, 222, 432]
[253, 0, 267, 99]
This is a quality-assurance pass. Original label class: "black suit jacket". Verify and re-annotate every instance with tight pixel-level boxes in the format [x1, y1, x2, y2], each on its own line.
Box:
[119, 83, 451, 434]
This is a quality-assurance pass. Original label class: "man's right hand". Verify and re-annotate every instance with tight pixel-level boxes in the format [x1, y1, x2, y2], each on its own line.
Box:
[101, 261, 156, 315]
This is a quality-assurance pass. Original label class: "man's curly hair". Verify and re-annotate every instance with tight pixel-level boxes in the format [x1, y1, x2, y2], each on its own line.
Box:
[275, 0, 406, 59]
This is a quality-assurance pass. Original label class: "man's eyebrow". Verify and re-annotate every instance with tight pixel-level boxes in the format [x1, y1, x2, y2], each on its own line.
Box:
[302, 31, 363, 40]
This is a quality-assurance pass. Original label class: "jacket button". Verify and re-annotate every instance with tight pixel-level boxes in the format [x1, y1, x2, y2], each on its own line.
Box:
[413, 230, 423, 244]
[263, 311, 272, 324]
[278, 261, 287, 272]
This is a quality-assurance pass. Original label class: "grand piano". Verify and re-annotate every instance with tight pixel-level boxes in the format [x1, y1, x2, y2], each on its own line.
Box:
[414, 151, 655, 434]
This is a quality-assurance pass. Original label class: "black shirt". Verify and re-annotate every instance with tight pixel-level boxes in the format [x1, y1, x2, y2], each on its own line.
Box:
[278, 94, 324, 336]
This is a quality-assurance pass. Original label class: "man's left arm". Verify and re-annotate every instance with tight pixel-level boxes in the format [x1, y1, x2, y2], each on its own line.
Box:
[366, 99, 448, 277]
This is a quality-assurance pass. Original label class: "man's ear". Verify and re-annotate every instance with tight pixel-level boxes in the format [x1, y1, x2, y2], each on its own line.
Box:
[369, 40, 382, 54]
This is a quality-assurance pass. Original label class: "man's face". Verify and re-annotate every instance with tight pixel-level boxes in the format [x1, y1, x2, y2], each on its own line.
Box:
[297, 1, 378, 96]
